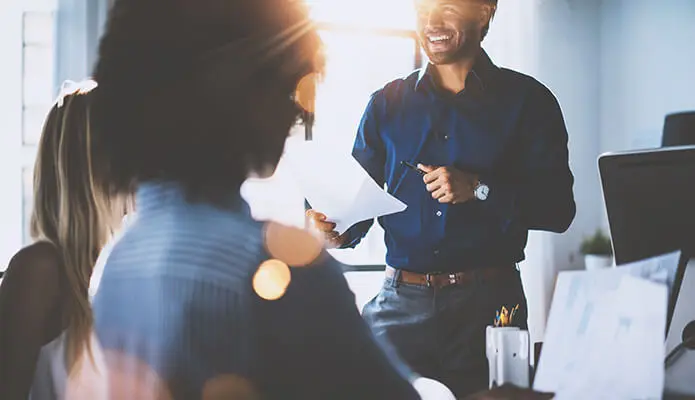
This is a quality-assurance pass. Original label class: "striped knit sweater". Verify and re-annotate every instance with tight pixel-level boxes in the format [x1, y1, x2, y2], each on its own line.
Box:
[92, 181, 418, 399]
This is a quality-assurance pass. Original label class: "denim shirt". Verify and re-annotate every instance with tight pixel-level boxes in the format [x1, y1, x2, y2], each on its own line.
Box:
[342, 50, 576, 272]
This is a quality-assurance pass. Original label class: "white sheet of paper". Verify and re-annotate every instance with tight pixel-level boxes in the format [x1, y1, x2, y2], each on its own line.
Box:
[553, 276, 666, 400]
[283, 141, 407, 234]
[533, 251, 679, 399]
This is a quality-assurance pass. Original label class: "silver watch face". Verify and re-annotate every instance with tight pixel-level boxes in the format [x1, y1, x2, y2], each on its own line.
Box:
[475, 183, 489, 201]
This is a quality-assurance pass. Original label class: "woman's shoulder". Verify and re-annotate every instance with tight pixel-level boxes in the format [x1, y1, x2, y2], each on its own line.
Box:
[2, 241, 63, 292]
[7, 241, 61, 271]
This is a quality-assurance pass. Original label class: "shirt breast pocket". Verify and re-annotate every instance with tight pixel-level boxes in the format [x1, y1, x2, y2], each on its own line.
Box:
[450, 134, 502, 172]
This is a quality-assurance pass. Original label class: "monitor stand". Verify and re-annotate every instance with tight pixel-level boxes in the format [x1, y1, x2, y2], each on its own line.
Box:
[665, 258, 695, 396]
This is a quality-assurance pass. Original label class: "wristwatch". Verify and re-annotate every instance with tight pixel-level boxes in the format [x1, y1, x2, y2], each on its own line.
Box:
[473, 181, 489, 201]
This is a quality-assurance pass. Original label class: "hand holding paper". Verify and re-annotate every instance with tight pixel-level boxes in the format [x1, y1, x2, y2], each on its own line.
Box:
[284, 141, 407, 235]
[305, 209, 344, 248]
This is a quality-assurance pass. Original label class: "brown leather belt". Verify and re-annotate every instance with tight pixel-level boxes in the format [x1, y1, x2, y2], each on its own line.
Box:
[385, 265, 515, 289]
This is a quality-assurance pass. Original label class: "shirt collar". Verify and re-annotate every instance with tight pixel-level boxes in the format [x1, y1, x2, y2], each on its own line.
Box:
[415, 49, 498, 93]
[136, 181, 251, 216]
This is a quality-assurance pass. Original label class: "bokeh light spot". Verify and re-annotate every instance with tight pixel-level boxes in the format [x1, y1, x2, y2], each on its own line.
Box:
[253, 259, 291, 301]
[202, 374, 260, 400]
[294, 72, 318, 113]
[263, 222, 322, 267]
[101, 350, 172, 400]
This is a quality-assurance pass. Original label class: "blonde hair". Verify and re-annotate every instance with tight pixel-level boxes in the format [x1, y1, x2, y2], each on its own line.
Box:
[30, 84, 125, 373]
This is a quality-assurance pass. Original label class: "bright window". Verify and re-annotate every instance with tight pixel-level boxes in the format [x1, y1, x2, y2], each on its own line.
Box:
[21, 9, 56, 246]
[241, 126, 308, 229]
[0, 0, 57, 270]
[308, 0, 416, 31]
[314, 30, 421, 267]
[242, 6, 422, 269]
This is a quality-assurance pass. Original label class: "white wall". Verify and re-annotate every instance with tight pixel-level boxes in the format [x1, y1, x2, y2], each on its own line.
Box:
[534, 0, 605, 341]
[599, 0, 695, 157]
[537, 0, 604, 268]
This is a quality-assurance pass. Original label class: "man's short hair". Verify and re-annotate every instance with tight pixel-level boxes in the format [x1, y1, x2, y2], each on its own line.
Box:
[92, 0, 323, 203]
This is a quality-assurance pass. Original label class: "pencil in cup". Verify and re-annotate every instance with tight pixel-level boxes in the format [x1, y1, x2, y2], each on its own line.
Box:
[493, 304, 520, 327]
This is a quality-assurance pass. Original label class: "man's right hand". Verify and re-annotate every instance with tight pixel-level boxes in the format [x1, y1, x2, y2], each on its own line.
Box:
[305, 209, 347, 248]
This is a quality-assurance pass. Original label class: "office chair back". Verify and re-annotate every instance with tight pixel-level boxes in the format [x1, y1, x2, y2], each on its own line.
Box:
[663, 111, 695, 147]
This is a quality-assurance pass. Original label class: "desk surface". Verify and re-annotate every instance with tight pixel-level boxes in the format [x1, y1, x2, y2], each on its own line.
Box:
[464, 386, 695, 400]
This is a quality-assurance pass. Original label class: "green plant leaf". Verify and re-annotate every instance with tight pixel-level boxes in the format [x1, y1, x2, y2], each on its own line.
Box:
[579, 229, 613, 255]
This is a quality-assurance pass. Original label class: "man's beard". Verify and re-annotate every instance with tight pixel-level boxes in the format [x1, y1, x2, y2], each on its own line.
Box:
[421, 28, 480, 65]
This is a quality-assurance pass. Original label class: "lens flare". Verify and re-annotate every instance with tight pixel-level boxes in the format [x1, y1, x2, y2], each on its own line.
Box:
[263, 222, 322, 267]
[253, 259, 291, 301]
[100, 350, 172, 400]
[64, 337, 109, 399]
[294, 72, 318, 113]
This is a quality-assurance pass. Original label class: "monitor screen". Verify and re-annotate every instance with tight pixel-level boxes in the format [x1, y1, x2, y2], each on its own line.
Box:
[599, 145, 695, 334]
[599, 145, 695, 265]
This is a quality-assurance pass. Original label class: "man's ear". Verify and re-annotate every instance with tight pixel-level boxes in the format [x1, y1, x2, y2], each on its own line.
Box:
[480, 4, 496, 26]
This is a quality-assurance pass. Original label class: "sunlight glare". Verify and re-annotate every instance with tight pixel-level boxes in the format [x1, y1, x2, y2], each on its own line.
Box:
[99, 350, 172, 400]
[307, 0, 416, 31]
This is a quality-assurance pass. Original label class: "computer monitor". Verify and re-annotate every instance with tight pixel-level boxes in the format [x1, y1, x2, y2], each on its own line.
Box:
[599, 145, 695, 334]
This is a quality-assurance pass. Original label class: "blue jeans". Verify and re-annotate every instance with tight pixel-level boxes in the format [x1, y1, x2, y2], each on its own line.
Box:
[362, 267, 528, 399]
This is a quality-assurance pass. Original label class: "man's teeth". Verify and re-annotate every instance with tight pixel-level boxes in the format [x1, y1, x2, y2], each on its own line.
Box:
[429, 35, 451, 42]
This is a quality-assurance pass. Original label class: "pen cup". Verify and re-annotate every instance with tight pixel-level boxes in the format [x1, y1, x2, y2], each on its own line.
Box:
[485, 326, 530, 389]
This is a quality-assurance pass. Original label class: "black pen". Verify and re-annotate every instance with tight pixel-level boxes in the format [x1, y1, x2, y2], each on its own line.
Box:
[401, 161, 427, 176]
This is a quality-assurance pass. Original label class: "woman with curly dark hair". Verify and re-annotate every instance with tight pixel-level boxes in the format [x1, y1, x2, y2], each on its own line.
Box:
[89, 0, 420, 399]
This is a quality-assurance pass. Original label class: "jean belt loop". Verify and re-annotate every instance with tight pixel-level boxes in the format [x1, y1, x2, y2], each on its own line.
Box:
[390, 268, 401, 288]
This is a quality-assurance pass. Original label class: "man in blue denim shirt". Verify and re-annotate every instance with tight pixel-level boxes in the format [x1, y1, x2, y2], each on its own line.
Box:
[308, 0, 575, 396]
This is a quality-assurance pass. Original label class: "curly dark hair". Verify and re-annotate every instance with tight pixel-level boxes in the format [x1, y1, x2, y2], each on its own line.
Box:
[92, 0, 323, 205]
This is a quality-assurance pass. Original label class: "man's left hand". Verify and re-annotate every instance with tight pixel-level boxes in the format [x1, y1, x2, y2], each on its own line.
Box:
[420, 164, 478, 204]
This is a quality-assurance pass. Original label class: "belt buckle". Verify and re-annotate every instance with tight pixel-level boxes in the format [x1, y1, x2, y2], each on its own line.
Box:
[448, 273, 458, 285]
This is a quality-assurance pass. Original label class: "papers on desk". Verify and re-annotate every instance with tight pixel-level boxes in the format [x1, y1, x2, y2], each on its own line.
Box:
[283, 141, 407, 234]
[534, 251, 681, 400]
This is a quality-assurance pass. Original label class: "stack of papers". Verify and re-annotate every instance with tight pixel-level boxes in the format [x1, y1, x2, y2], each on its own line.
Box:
[534, 251, 681, 399]
[283, 140, 407, 234]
